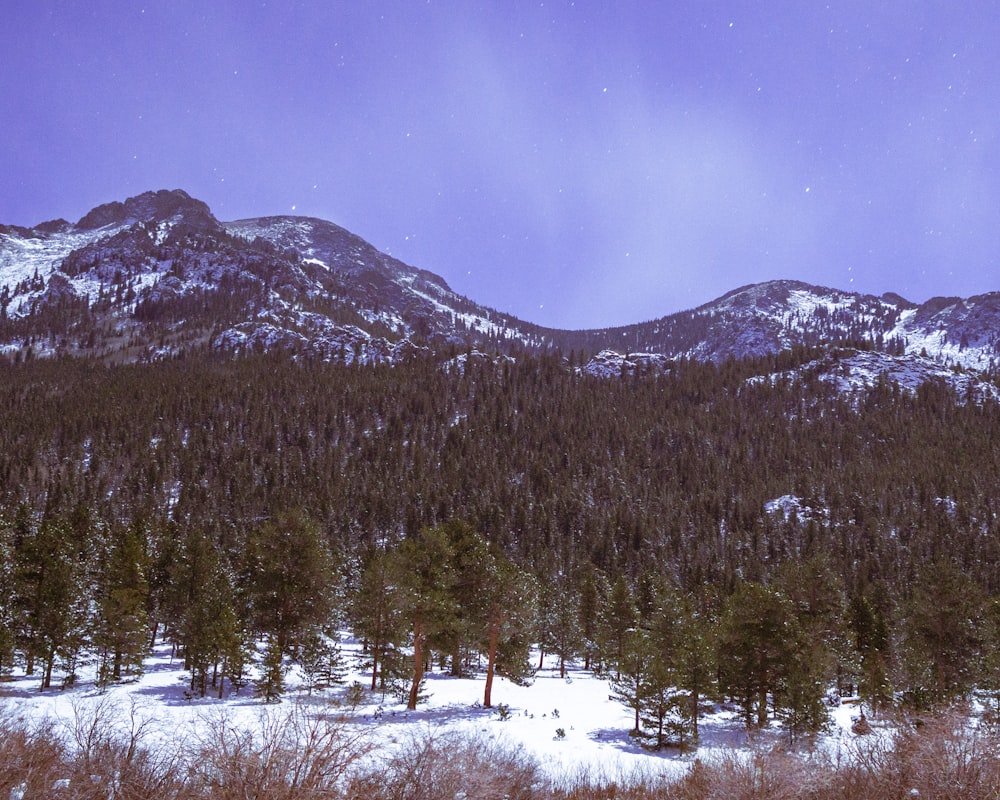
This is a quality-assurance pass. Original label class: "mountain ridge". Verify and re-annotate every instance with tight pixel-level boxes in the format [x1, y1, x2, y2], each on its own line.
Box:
[1, 189, 998, 373]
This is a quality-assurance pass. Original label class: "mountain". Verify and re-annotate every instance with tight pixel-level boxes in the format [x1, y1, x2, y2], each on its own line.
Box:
[2, 190, 999, 374]
[573, 280, 1000, 372]
[0, 189, 553, 364]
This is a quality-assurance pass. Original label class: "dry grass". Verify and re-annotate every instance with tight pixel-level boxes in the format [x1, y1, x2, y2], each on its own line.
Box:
[4, 699, 1000, 799]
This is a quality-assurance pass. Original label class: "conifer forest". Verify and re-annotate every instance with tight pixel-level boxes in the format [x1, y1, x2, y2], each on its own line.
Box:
[2, 346, 1000, 749]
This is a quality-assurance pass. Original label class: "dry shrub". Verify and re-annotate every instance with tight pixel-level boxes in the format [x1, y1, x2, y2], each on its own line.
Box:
[63, 694, 187, 800]
[187, 703, 375, 799]
[544, 759, 678, 800]
[349, 728, 543, 800]
[834, 708, 1000, 800]
[667, 747, 836, 800]
[0, 705, 66, 798]
[8, 696, 1000, 800]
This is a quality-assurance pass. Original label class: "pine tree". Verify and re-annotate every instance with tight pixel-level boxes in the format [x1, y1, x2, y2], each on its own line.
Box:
[94, 519, 150, 685]
[257, 635, 286, 703]
[353, 548, 406, 692]
[245, 511, 336, 659]
[665, 592, 715, 744]
[299, 626, 346, 695]
[538, 577, 583, 679]
[575, 564, 606, 672]
[902, 560, 984, 706]
[436, 520, 494, 677]
[602, 576, 638, 675]
[482, 556, 537, 707]
[610, 627, 650, 735]
[12, 516, 87, 690]
[717, 582, 797, 729]
[389, 525, 457, 710]
[849, 592, 892, 715]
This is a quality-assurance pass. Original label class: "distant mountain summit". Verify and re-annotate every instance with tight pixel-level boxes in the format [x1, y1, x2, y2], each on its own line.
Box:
[0, 189, 547, 363]
[75, 188, 217, 231]
[1, 189, 998, 374]
[573, 280, 1000, 373]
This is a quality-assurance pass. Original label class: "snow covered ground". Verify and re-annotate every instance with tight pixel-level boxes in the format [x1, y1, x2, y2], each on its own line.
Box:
[0, 636, 869, 784]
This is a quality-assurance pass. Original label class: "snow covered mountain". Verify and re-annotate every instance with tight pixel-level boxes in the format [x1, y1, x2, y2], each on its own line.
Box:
[0, 189, 548, 363]
[2, 190, 999, 375]
[576, 280, 1000, 372]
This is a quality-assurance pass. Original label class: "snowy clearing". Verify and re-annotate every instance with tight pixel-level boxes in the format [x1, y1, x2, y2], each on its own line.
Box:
[0, 636, 867, 784]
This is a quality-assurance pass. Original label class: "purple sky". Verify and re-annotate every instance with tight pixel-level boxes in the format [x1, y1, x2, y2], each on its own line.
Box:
[3, 2, 999, 328]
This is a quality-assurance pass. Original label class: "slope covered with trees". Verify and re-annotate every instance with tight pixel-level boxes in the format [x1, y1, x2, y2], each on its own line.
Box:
[2, 347, 1000, 741]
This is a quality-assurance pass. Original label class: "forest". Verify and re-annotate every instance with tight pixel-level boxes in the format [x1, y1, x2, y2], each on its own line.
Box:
[2, 346, 1000, 748]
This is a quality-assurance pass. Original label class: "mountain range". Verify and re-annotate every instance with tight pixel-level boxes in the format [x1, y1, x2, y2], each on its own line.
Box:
[2, 189, 998, 380]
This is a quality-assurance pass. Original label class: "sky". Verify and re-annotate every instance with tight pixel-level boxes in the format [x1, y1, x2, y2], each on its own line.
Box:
[2, 1, 1000, 329]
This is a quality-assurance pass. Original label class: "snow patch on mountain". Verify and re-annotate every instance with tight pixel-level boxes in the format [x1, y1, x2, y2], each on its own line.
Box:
[764, 495, 830, 523]
[443, 349, 515, 375]
[756, 349, 999, 404]
[579, 350, 672, 378]
[3, 192, 999, 370]
[0, 223, 128, 314]
[213, 309, 426, 365]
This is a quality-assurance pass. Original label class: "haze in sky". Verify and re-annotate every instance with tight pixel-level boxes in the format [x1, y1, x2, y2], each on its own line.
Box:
[3, 1, 999, 329]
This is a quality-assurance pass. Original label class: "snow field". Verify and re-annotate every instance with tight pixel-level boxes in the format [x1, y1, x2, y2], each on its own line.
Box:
[1, 634, 869, 786]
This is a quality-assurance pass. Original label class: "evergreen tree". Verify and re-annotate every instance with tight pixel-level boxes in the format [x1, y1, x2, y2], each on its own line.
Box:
[717, 583, 797, 729]
[610, 627, 650, 735]
[482, 555, 537, 707]
[665, 591, 716, 744]
[902, 560, 984, 706]
[12, 516, 87, 690]
[0, 518, 14, 676]
[575, 563, 607, 672]
[298, 626, 347, 695]
[774, 558, 844, 740]
[94, 519, 150, 685]
[849, 591, 892, 715]
[245, 511, 336, 659]
[436, 520, 494, 677]
[257, 635, 286, 703]
[353, 548, 406, 692]
[538, 576, 583, 679]
[389, 525, 457, 710]
[602, 576, 638, 675]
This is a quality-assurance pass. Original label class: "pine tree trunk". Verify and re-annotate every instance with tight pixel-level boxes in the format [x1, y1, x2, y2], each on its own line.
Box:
[408, 617, 424, 711]
[484, 617, 499, 708]
[370, 643, 380, 692]
[42, 651, 54, 691]
[757, 687, 769, 728]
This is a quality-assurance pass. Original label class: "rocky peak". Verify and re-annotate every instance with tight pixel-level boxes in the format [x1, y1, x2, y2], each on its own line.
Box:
[76, 189, 217, 231]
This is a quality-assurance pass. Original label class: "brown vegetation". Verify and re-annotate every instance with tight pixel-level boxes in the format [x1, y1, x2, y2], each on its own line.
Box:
[3, 698, 1000, 799]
